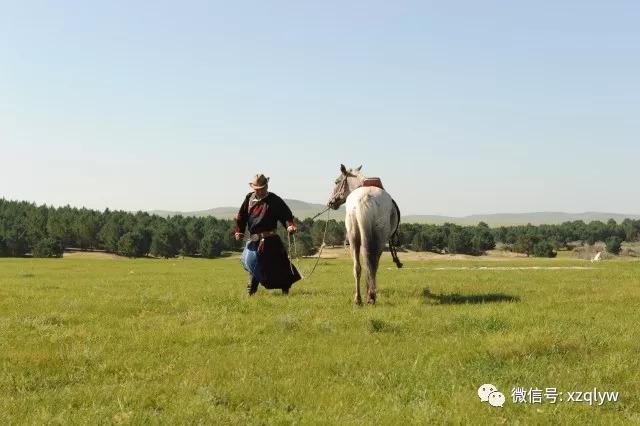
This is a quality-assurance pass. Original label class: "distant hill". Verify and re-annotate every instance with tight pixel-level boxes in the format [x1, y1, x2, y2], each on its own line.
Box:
[402, 212, 640, 226]
[149, 199, 345, 220]
[150, 202, 639, 226]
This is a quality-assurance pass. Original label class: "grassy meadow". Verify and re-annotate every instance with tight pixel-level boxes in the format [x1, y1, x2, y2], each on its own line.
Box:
[1, 253, 639, 424]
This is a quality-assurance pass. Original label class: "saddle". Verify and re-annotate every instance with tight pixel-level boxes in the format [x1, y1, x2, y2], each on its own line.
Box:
[362, 177, 384, 189]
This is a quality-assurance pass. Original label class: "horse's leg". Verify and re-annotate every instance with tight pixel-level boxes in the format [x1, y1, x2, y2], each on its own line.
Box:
[366, 251, 382, 304]
[361, 233, 382, 304]
[346, 212, 362, 305]
[351, 242, 362, 305]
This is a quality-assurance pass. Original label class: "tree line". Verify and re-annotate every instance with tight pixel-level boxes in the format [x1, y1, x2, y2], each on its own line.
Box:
[0, 198, 346, 258]
[1, 198, 639, 258]
[395, 219, 640, 257]
[0, 199, 239, 258]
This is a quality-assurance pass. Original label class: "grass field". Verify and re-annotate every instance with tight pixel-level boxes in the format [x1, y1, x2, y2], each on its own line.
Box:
[1, 253, 639, 424]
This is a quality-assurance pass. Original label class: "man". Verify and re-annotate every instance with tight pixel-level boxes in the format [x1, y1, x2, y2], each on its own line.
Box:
[235, 173, 301, 295]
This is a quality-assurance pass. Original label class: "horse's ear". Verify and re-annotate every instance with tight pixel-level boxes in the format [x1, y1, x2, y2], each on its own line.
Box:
[355, 165, 362, 172]
[340, 164, 348, 175]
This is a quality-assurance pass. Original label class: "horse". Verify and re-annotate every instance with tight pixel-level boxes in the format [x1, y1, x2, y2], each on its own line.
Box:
[327, 164, 402, 304]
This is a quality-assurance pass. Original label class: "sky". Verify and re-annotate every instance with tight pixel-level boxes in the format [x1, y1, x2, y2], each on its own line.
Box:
[1, 1, 639, 216]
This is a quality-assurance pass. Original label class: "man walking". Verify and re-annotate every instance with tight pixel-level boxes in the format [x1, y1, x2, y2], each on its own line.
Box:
[235, 173, 301, 295]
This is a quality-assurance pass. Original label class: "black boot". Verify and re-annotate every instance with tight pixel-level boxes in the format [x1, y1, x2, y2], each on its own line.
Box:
[247, 276, 259, 296]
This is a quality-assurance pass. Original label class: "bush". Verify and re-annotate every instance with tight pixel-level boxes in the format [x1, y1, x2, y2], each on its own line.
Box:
[117, 232, 147, 257]
[606, 237, 622, 255]
[514, 234, 538, 256]
[473, 223, 496, 252]
[32, 237, 63, 258]
[447, 228, 480, 255]
[200, 230, 226, 258]
[533, 240, 557, 258]
[412, 232, 433, 252]
[150, 224, 180, 258]
[291, 233, 316, 257]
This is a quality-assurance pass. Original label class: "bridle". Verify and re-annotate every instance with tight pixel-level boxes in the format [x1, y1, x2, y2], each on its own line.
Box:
[328, 174, 350, 209]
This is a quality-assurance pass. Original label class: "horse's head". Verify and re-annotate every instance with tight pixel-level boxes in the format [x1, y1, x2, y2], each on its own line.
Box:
[327, 164, 362, 210]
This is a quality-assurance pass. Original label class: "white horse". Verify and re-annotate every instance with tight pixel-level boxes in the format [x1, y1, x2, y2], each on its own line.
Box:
[328, 164, 402, 304]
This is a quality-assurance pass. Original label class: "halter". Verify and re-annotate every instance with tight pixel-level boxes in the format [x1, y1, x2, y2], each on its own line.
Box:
[329, 174, 352, 208]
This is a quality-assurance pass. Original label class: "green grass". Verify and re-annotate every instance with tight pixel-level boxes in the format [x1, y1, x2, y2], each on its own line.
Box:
[1, 255, 639, 424]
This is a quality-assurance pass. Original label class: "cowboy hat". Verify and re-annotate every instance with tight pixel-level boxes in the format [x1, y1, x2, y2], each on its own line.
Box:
[249, 173, 270, 189]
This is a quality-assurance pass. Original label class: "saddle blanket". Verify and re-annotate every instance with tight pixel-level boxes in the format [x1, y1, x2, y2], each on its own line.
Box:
[362, 177, 384, 189]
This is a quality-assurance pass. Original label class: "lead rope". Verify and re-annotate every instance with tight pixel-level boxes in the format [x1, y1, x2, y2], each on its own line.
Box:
[288, 208, 330, 279]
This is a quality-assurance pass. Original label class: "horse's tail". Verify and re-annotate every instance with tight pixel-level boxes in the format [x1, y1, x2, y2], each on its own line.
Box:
[389, 199, 403, 269]
[356, 206, 381, 283]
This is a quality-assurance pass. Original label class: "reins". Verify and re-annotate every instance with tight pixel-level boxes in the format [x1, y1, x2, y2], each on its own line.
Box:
[308, 206, 331, 221]
[285, 176, 344, 279]
[288, 208, 331, 279]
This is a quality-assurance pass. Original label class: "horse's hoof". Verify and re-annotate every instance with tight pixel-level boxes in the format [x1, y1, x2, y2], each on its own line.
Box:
[354, 296, 362, 305]
[367, 293, 376, 304]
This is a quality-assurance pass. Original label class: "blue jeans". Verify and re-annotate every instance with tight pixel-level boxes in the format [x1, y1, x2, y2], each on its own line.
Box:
[240, 240, 262, 282]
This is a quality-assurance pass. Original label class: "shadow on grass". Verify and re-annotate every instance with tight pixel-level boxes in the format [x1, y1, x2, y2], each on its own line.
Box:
[423, 288, 520, 304]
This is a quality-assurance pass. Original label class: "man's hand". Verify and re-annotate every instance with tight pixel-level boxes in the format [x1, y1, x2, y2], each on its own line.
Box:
[287, 225, 297, 234]
[235, 232, 243, 241]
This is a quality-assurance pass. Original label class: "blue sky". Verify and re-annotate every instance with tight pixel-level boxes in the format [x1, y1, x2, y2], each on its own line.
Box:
[1, 1, 638, 216]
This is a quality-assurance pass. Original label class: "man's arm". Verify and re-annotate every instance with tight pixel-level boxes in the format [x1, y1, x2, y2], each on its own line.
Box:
[275, 195, 296, 233]
[234, 194, 251, 239]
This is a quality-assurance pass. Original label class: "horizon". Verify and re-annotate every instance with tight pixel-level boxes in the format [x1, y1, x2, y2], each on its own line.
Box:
[3, 196, 639, 219]
[2, 1, 639, 215]
[147, 200, 640, 218]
